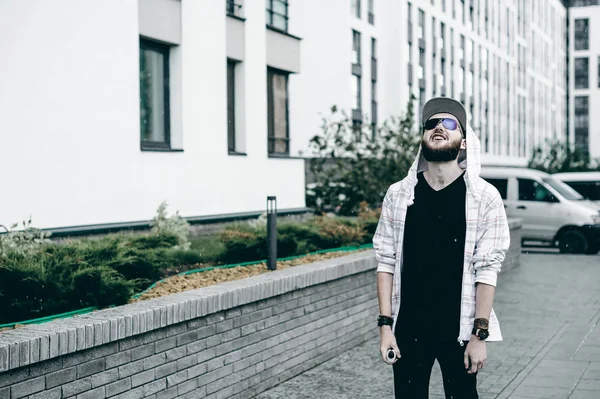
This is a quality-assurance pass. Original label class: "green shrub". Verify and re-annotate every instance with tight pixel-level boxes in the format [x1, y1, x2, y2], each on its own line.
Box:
[72, 267, 134, 309]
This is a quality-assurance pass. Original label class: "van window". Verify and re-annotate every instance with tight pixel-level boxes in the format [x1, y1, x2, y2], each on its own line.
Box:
[483, 178, 508, 199]
[518, 179, 556, 202]
[541, 177, 583, 201]
[566, 181, 600, 201]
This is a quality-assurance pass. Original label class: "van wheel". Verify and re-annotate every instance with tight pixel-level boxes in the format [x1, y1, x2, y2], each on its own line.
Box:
[558, 230, 589, 254]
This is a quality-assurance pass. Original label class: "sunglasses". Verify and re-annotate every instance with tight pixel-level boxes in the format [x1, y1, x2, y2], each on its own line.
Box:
[423, 118, 459, 131]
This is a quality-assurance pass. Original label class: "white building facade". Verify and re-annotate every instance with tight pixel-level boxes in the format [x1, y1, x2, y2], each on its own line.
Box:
[291, 0, 568, 167]
[0, 0, 307, 231]
[569, 0, 600, 161]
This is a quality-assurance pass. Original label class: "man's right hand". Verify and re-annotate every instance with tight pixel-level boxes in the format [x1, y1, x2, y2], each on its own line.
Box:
[379, 326, 401, 364]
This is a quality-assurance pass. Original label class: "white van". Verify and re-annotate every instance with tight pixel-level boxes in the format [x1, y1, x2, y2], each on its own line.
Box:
[480, 167, 600, 254]
[552, 172, 600, 206]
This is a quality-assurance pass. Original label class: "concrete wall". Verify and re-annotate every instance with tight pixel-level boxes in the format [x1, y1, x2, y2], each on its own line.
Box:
[0, 221, 522, 399]
[0, 0, 305, 231]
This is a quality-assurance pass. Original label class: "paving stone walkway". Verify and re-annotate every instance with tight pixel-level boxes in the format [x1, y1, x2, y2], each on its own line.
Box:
[255, 252, 600, 398]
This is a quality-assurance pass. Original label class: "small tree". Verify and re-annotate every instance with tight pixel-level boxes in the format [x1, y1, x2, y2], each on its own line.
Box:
[306, 95, 420, 216]
[528, 139, 598, 174]
[150, 201, 191, 251]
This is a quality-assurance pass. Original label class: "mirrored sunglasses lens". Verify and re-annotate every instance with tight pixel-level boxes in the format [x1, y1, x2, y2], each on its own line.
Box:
[442, 119, 458, 130]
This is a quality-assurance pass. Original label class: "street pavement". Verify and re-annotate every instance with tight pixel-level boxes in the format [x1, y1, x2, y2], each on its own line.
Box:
[256, 252, 600, 398]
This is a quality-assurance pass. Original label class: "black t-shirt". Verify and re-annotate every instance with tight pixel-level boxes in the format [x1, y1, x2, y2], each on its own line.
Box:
[395, 171, 467, 342]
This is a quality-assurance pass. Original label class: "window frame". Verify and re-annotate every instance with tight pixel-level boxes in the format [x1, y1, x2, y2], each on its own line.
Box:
[227, 59, 237, 153]
[518, 178, 557, 203]
[574, 19, 589, 51]
[574, 57, 589, 89]
[266, 0, 289, 33]
[139, 38, 171, 151]
[267, 67, 290, 156]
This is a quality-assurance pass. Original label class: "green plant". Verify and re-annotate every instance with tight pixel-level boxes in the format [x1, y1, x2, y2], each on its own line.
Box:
[306, 96, 419, 216]
[528, 139, 599, 174]
[0, 217, 52, 258]
[150, 201, 191, 251]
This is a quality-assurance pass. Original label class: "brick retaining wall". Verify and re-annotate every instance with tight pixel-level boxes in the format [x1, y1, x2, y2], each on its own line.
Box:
[0, 219, 522, 399]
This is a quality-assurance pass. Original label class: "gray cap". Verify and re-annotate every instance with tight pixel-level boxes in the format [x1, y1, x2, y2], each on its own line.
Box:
[421, 97, 467, 133]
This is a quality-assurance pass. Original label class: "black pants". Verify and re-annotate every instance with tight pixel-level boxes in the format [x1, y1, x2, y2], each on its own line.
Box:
[392, 335, 478, 399]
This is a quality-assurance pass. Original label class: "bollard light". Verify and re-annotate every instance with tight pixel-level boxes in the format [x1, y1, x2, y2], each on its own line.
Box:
[267, 196, 277, 271]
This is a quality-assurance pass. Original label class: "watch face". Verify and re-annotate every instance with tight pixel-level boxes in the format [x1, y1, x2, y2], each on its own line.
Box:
[478, 329, 490, 340]
[476, 319, 489, 328]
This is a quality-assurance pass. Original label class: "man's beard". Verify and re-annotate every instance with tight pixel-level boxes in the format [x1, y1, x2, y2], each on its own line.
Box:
[420, 136, 462, 162]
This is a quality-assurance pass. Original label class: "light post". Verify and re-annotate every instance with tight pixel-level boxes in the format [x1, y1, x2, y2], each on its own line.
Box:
[267, 196, 277, 271]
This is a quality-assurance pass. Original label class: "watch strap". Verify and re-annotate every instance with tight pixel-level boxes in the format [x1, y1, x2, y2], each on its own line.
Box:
[377, 315, 394, 327]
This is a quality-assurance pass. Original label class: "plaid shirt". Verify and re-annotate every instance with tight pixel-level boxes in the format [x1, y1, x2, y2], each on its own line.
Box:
[373, 125, 510, 342]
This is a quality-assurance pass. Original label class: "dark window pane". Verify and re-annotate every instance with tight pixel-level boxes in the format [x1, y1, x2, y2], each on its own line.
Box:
[518, 179, 553, 202]
[352, 30, 361, 64]
[484, 178, 508, 199]
[566, 182, 600, 201]
[227, 60, 236, 152]
[140, 40, 170, 147]
[574, 57, 589, 89]
[574, 19, 589, 50]
[266, 0, 288, 32]
[267, 69, 289, 154]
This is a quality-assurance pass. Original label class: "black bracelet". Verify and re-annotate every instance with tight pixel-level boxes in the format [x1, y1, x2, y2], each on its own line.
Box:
[377, 315, 394, 327]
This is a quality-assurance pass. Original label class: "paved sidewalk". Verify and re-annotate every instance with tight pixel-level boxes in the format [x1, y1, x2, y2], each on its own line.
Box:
[256, 253, 600, 398]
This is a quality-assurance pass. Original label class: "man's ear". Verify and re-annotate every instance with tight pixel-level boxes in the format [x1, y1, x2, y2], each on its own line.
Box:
[460, 139, 467, 150]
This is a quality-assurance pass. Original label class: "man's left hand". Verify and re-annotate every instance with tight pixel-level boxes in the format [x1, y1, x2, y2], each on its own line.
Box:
[464, 337, 487, 374]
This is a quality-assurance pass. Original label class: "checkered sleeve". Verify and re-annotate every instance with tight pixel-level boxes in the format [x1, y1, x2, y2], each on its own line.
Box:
[472, 190, 510, 287]
[373, 186, 397, 274]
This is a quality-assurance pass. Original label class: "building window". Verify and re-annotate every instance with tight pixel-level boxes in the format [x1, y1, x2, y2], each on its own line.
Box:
[432, 17, 437, 96]
[574, 19, 589, 50]
[352, 30, 362, 121]
[598, 56, 600, 87]
[371, 37, 377, 136]
[227, 60, 237, 152]
[574, 57, 589, 89]
[574, 96, 589, 156]
[352, 0, 361, 18]
[459, 35, 465, 63]
[419, 48, 425, 80]
[571, 0, 600, 6]
[418, 9, 425, 40]
[352, 30, 361, 65]
[440, 22, 445, 52]
[267, 68, 289, 155]
[226, 0, 243, 17]
[140, 38, 170, 150]
[266, 0, 288, 32]
[368, 0, 374, 24]
[468, 1, 474, 30]
[352, 75, 362, 115]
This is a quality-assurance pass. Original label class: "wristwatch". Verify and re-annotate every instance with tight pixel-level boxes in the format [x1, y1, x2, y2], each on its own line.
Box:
[377, 315, 394, 328]
[471, 327, 490, 340]
[474, 318, 489, 329]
